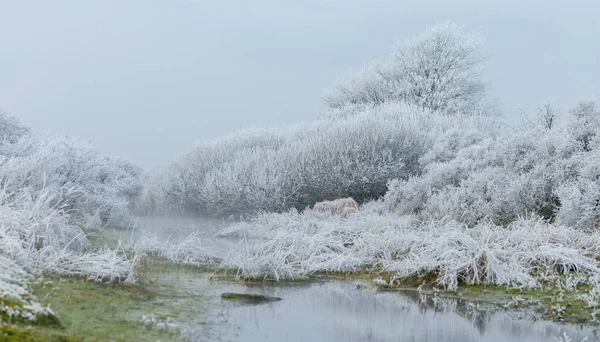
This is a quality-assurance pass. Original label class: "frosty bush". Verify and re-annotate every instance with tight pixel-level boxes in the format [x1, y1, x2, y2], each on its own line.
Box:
[0, 186, 135, 283]
[0, 132, 142, 228]
[213, 99, 600, 289]
[0, 113, 141, 287]
[141, 104, 495, 216]
[221, 208, 600, 290]
[568, 99, 600, 151]
[556, 139, 600, 230]
[385, 100, 598, 227]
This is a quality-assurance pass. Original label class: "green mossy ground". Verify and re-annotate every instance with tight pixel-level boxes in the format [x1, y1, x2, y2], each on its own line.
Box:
[0, 324, 81, 342]
[0, 297, 61, 328]
[28, 275, 183, 342]
[221, 292, 282, 304]
[0, 296, 80, 341]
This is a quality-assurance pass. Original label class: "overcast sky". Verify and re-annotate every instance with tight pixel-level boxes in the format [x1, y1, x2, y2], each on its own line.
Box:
[0, 1, 598, 168]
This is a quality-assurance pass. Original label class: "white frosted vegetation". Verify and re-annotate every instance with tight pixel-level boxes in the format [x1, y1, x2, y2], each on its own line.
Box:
[324, 22, 493, 116]
[140, 104, 495, 216]
[385, 100, 599, 228]
[0, 256, 30, 302]
[0, 113, 143, 313]
[221, 209, 600, 290]
[0, 133, 142, 229]
[217, 99, 600, 290]
[0, 255, 56, 324]
[0, 186, 136, 284]
[135, 231, 217, 265]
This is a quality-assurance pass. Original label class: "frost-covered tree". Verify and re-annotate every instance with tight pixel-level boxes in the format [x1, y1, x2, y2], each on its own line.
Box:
[324, 62, 389, 109]
[537, 100, 560, 130]
[519, 100, 561, 131]
[325, 22, 489, 115]
[0, 112, 30, 143]
[387, 22, 487, 114]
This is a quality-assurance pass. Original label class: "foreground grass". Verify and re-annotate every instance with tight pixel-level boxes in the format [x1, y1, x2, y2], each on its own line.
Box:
[30, 276, 183, 342]
[0, 296, 77, 342]
[0, 324, 80, 342]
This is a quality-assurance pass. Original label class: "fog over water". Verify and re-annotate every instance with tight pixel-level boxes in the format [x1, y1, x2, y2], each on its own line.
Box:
[1, 1, 598, 167]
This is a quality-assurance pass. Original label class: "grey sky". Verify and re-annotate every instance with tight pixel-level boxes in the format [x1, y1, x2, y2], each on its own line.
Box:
[1, 1, 598, 168]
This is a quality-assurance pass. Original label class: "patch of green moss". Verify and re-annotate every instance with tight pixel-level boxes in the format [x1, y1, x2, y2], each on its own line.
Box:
[314, 269, 379, 282]
[0, 324, 80, 342]
[137, 255, 223, 274]
[0, 298, 61, 328]
[221, 292, 282, 304]
[31, 276, 184, 342]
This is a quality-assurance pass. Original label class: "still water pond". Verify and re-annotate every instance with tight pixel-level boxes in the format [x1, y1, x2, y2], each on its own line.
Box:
[142, 271, 594, 342]
[136, 217, 597, 342]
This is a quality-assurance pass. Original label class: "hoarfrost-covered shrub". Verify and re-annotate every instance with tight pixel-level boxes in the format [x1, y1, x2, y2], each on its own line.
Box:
[0, 133, 142, 228]
[568, 99, 600, 151]
[386, 120, 583, 226]
[556, 139, 600, 230]
[385, 127, 499, 216]
[0, 187, 135, 282]
[221, 208, 600, 290]
[142, 104, 494, 216]
[0, 113, 140, 286]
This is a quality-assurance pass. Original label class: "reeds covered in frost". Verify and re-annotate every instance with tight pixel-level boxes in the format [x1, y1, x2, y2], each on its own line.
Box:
[220, 208, 600, 290]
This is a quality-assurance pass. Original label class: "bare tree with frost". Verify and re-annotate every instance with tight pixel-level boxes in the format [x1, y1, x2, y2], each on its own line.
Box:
[325, 22, 489, 115]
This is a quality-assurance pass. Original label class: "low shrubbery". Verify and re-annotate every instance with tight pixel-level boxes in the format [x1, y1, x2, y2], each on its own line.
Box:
[0, 113, 143, 319]
[219, 208, 600, 290]
[139, 104, 495, 216]
[214, 99, 600, 292]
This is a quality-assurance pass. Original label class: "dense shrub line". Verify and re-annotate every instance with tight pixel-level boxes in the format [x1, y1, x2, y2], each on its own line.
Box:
[385, 100, 600, 228]
[0, 113, 143, 303]
[140, 104, 495, 216]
